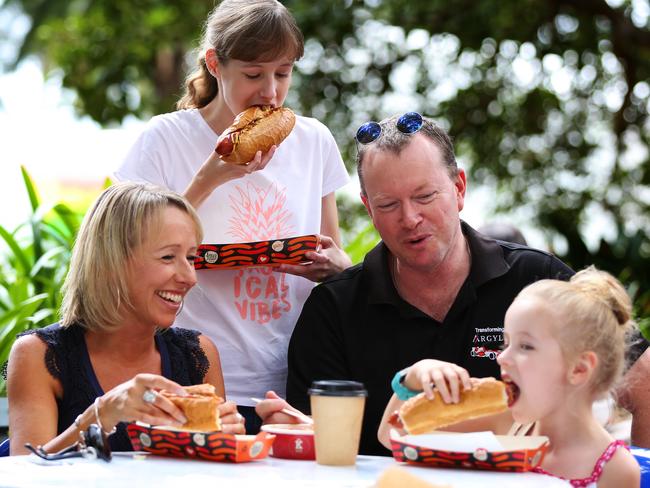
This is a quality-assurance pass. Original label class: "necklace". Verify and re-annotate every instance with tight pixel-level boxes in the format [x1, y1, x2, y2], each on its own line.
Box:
[390, 236, 472, 303]
[389, 253, 402, 296]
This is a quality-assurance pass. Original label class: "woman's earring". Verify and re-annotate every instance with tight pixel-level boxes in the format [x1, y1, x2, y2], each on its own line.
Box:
[176, 300, 184, 317]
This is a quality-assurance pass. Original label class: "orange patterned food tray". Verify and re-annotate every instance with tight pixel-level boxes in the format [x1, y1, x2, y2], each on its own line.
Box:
[194, 234, 320, 270]
[390, 434, 549, 472]
[126, 424, 275, 463]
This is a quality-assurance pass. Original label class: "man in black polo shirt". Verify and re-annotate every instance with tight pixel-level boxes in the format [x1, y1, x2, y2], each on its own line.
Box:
[279, 113, 574, 456]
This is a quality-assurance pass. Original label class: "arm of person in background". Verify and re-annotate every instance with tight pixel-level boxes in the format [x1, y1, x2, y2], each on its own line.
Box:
[617, 348, 650, 448]
[197, 334, 245, 435]
[254, 390, 310, 426]
[7, 335, 188, 455]
[183, 148, 277, 209]
[275, 192, 352, 282]
[257, 286, 350, 425]
[377, 359, 513, 449]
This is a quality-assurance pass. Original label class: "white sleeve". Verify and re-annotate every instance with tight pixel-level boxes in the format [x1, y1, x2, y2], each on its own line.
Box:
[113, 122, 169, 188]
[319, 126, 350, 197]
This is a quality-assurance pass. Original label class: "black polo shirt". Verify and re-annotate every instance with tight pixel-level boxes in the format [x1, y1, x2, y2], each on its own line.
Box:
[286, 222, 574, 456]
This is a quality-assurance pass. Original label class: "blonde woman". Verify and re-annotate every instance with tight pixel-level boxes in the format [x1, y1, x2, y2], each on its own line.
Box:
[5, 183, 244, 454]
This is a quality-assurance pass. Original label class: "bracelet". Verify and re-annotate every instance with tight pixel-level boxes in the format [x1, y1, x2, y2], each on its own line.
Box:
[93, 397, 117, 436]
[391, 368, 420, 401]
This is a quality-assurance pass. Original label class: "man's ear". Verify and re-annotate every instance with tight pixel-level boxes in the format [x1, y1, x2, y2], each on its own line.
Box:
[361, 193, 373, 219]
[568, 351, 598, 386]
[454, 168, 467, 212]
[205, 49, 220, 78]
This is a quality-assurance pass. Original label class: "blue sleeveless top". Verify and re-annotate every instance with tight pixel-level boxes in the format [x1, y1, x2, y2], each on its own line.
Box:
[18, 323, 208, 451]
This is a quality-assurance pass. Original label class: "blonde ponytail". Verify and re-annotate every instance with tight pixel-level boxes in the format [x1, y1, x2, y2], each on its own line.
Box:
[517, 266, 637, 396]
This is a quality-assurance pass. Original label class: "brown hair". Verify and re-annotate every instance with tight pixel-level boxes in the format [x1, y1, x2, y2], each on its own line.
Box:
[177, 0, 304, 110]
[356, 114, 458, 196]
[518, 266, 637, 396]
[60, 182, 203, 331]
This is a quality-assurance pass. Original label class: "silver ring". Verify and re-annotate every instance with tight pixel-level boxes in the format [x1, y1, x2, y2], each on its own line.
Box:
[142, 389, 157, 404]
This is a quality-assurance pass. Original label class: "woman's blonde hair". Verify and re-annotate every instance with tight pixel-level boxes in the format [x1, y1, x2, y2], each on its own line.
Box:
[59, 182, 203, 331]
[518, 266, 636, 395]
[177, 0, 304, 110]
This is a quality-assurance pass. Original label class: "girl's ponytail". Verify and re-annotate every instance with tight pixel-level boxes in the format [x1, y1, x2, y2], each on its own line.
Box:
[177, 53, 218, 110]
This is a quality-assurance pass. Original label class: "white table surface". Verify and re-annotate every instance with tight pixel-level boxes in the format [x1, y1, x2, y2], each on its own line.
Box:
[0, 452, 570, 488]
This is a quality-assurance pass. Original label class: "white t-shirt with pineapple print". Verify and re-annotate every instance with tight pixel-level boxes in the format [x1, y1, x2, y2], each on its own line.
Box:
[115, 109, 350, 406]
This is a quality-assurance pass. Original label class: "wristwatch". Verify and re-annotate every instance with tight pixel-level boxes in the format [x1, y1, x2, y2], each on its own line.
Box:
[391, 368, 420, 401]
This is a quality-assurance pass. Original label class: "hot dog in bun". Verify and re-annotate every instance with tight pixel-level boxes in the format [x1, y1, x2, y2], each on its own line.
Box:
[160, 383, 223, 432]
[215, 105, 296, 164]
[395, 377, 509, 434]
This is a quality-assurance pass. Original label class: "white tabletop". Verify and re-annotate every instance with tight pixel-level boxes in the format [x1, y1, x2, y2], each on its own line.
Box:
[0, 453, 570, 487]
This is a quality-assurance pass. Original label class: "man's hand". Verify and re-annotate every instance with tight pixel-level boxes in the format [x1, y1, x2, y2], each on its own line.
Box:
[255, 390, 310, 425]
[274, 235, 352, 283]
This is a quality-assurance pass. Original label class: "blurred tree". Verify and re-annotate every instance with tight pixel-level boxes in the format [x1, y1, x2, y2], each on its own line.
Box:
[2, 0, 648, 324]
[1, 0, 210, 121]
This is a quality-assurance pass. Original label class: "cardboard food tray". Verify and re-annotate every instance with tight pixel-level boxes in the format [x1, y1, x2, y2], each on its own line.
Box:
[194, 234, 320, 270]
[127, 423, 275, 462]
[390, 431, 549, 472]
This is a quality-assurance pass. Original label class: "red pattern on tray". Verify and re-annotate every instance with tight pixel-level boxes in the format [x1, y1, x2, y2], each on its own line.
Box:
[194, 235, 320, 270]
[390, 437, 548, 472]
[126, 424, 274, 462]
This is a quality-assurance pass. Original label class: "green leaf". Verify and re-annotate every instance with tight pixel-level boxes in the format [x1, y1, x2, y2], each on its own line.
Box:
[52, 203, 82, 240]
[344, 222, 379, 265]
[0, 225, 31, 276]
[39, 221, 70, 248]
[639, 317, 650, 342]
[0, 294, 49, 327]
[20, 166, 40, 213]
[30, 246, 68, 278]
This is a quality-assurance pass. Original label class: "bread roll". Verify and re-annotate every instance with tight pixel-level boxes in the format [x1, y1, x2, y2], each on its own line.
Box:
[160, 383, 223, 432]
[375, 466, 451, 488]
[215, 106, 296, 164]
[398, 377, 508, 434]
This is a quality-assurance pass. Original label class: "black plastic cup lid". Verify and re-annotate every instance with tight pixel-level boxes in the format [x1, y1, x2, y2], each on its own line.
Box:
[308, 380, 368, 397]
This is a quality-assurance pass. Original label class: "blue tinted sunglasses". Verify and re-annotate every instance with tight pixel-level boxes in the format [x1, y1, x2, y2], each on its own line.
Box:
[355, 112, 424, 145]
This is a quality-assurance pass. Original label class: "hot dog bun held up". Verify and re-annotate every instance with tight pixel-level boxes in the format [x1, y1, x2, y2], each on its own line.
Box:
[398, 377, 509, 435]
[215, 106, 296, 164]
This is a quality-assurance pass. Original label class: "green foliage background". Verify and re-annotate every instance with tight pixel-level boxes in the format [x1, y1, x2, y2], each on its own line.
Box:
[0, 169, 84, 395]
[0, 0, 648, 392]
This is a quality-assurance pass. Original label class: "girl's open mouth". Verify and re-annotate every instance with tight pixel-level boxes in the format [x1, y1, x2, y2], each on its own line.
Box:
[502, 376, 520, 407]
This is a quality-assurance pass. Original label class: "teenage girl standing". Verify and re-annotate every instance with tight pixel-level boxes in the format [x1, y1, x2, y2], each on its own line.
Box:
[116, 0, 351, 431]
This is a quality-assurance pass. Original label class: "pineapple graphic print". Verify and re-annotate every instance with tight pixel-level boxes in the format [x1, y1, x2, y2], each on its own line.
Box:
[228, 182, 295, 325]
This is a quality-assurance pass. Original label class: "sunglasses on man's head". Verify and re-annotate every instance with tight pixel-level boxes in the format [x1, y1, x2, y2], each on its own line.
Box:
[355, 112, 424, 145]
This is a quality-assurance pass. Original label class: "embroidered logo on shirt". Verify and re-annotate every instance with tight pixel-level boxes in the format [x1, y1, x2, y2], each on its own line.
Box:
[470, 326, 504, 361]
[228, 182, 295, 325]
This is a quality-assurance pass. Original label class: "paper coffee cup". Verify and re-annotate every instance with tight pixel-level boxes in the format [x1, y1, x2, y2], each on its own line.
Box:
[308, 380, 367, 466]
